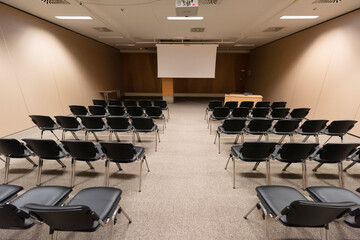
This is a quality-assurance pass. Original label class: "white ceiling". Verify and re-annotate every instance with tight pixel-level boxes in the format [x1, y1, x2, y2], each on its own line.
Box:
[2, 0, 360, 51]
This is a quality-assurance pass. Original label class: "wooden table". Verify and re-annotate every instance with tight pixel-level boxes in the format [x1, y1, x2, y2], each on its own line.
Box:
[224, 94, 263, 106]
[99, 90, 122, 102]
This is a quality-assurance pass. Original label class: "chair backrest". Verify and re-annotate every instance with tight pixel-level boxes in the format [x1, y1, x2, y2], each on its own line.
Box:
[145, 106, 163, 117]
[222, 119, 246, 132]
[69, 105, 88, 116]
[22, 138, 63, 159]
[277, 143, 319, 162]
[299, 120, 328, 134]
[92, 99, 107, 107]
[100, 142, 136, 161]
[247, 119, 273, 132]
[251, 107, 270, 118]
[289, 108, 310, 119]
[271, 101, 287, 109]
[325, 120, 357, 135]
[124, 99, 137, 108]
[131, 117, 155, 130]
[255, 101, 270, 108]
[106, 116, 131, 130]
[284, 200, 355, 227]
[224, 101, 238, 110]
[55, 116, 81, 129]
[61, 140, 100, 160]
[239, 101, 254, 109]
[107, 105, 126, 116]
[108, 99, 122, 106]
[24, 204, 97, 231]
[138, 99, 152, 108]
[207, 100, 223, 110]
[153, 100, 167, 109]
[269, 108, 290, 119]
[0, 204, 30, 229]
[0, 138, 28, 157]
[79, 116, 105, 130]
[88, 105, 107, 116]
[29, 115, 57, 129]
[273, 119, 301, 133]
[240, 142, 277, 160]
[231, 107, 250, 118]
[316, 143, 360, 163]
[212, 107, 230, 118]
[127, 106, 144, 117]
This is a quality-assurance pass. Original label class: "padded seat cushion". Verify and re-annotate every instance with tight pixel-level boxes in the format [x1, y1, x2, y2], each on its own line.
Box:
[0, 184, 23, 204]
[218, 126, 242, 134]
[68, 187, 122, 230]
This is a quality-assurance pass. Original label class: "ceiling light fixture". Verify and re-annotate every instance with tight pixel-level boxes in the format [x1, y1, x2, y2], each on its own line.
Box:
[98, 36, 123, 39]
[167, 16, 204, 20]
[55, 16, 93, 20]
[280, 16, 319, 19]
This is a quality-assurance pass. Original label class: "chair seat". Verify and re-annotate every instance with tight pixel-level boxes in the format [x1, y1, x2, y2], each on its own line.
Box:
[63, 127, 84, 131]
[109, 146, 145, 163]
[135, 126, 157, 133]
[210, 115, 227, 120]
[306, 186, 360, 228]
[86, 127, 108, 132]
[67, 187, 122, 231]
[111, 126, 133, 132]
[0, 184, 23, 204]
[217, 126, 242, 134]
[313, 156, 342, 164]
[231, 146, 267, 162]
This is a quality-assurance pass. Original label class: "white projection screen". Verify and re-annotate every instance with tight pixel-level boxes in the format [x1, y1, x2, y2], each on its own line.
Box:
[156, 44, 218, 78]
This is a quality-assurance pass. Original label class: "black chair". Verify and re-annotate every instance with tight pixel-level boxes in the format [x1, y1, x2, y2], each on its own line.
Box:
[255, 101, 270, 108]
[208, 107, 230, 133]
[127, 106, 146, 118]
[22, 139, 68, 186]
[131, 117, 160, 152]
[0, 184, 23, 204]
[124, 99, 137, 108]
[244, 185, 356, 240]
[88, 105, 108, 117]
[229, 107, 249, 119]
[29, 115, 60, 140]
[0, 185, 72, 230]
[288, 108, 310, 119]
[239, 101, 254, 109]
[138, 99, 152, 109]
[0, 139, 38, 184]
[69, 105, 89, 116]
[92, 99, 107, 107]
[79, 116, 108, 142]
[55, 116, 84, 140]
[250, 107, 270, 119]
[306, 186, 360, 228]
[204, 100, 223, 120]
[108, 99, 122, 106]
[224, 101, 238, 110]
[100, 142, 149, 192]
[153, 100, 169, 121]
[225, 142, 277, 188]
[297, 119, 328, 143]
[268, 108, 290, 120]
[61, 140, 104, 187]
[24, 187, 131, 239]
[270, 101, 287, 109]
[214, 119, 246, 154]
[343, 149, 360, 172]
[145, 106, 166, 130]
[271, 119, 301, 144]
[245, 119, 273, 141]
[108, 105, 126, 116]
[106, 116, 133, 141]
[322, 120, 357, 144]
[273, 143, 318, 189]
[311, 143, 360, 187]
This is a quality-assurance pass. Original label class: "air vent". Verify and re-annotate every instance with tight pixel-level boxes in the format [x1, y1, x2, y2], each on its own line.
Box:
[92, 27, 113, 33]
[199, 0, 222, 4]
[40, 0, 70, 4]
[263, 27, 284, 32]
[191, 28, 205, 32]
[313, 0, 341, 3]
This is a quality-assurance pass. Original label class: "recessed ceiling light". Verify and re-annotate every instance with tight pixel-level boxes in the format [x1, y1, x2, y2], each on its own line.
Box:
[55, 16, 92, 20]
[280, 16, 319, 19]
[167, 16, 204, 20]
[98, 36, 123, 39]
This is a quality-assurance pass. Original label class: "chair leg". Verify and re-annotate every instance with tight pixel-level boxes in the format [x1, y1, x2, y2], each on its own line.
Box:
[312, 163, 323, 172]
[92, 132, 99, 142]
[155, 131, 158, 152]
[26, 157, 38, 167]
[56, 159, 66, 168]
[71, 158, 76, 187]
[218, 133, 221, 154]
[302, 135, 310, 142]
[139, 159, 143, 192]
[324, 136, 332, 145]
[41, 130, 44, 139]
[234, 134, 240, 144]
[204, 109, 208, 120]
[132, 131, 135, 145]
[289, 134, 294, 143]
[315, 135, 319, 144]
[37, 158, 43, 186]
[214, 131, 218, 144]
[71, 132, 79, 140]
[109, 132, 112, 141]
[105, 160, 110, 186]
[233, 157, 236, 189]
[119, 206, 132, 223]
[167, 108, 170, 121]
[4, 157, 10, 184]
[282, 163, 291, 171]
[338, 162, 344, 187]
[116, 162, 122, 171]
[278, 135, 286, 144]
[266, 159, 271, 185]
[225, 155, 231, 170]
[115, 132, 120, 142]
[302, 161, 307, 190]
[157, 129, 160, 142]
[50, 230, 57, 240]
[321, 227, 329, 240]
[85, 131, 88, 141]
[243, 201, 260, 219]
[62, 130, 65, 141]
[265, 211, 270, 240]
[86, 161, 94, 169]
[343, 161, 356, 172]
[257, 135, 262, 141]
[252, 162, 260, 171]
[144, 156, 150, 172]
[136, 132, 141, 142]
[241, 134, 244, 144]
[50, 130, 60, 141]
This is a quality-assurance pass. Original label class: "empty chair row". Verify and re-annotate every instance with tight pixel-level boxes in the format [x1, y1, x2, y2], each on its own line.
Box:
[0, 138, 150, 191]
[93, 99, 167, 108]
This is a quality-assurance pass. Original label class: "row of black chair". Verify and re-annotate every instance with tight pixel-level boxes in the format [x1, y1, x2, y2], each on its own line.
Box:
[0, 184, 131, 239]
[0, 138, 150, 191]
[225, 142, 360, 189]
[244, 185, 360, 239]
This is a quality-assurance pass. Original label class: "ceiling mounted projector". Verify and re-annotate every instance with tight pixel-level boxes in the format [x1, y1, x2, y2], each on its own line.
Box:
[176, 0, 199, 16]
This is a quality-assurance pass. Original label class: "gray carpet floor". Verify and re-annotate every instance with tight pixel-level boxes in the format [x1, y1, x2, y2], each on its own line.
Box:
[0, 99, 359, 240]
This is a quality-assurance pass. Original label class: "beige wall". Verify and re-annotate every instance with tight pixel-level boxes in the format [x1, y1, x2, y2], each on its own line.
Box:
[0, 4, 121, 137]
[247, 10, 360, 135]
